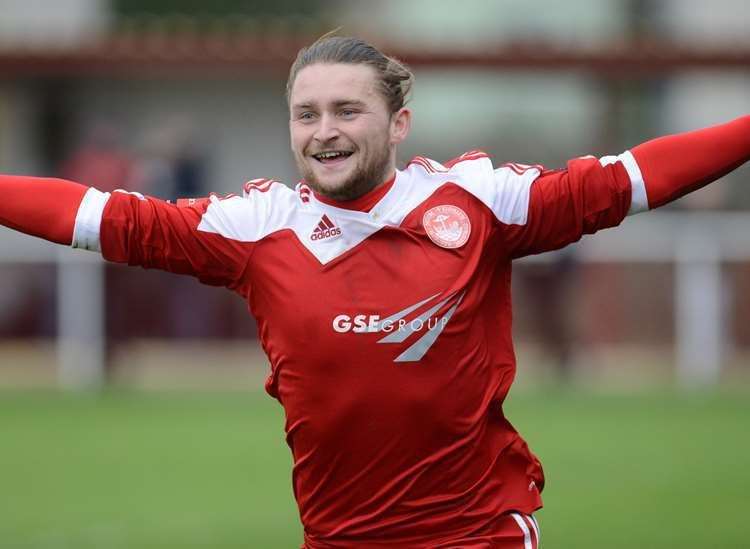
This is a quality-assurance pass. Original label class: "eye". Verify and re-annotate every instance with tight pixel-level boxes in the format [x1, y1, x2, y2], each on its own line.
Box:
[297, 111, 316, 122]
[340, 109, 358, 119]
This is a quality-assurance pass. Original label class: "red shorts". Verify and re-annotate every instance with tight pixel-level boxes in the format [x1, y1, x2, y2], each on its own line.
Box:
[302, 513, 541, 548]
[430, 513, 541, 548]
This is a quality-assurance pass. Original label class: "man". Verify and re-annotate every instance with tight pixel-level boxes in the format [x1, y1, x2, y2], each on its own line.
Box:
[1, 36, 749, 548]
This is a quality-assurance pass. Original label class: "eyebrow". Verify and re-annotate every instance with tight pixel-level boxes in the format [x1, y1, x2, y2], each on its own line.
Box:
[292, 99, 367, 110]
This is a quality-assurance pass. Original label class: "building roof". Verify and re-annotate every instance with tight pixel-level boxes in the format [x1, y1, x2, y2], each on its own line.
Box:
[0, 18, 748, 77]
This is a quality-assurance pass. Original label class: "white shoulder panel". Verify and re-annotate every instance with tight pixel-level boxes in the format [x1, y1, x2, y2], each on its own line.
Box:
[198, 181, 358, 265]
[197, 182, 308, 242]
[389, 154, 539, 228]
[453, 156, 539, 226]
[487, 164, 541, 225]
[195, 155, 542, 265]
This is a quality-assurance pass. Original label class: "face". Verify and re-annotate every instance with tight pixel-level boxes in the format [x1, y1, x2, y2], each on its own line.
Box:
[289, 63, 411, 201]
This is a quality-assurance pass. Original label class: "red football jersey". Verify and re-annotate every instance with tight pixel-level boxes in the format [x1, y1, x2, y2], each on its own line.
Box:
[73, 150, 645, 547]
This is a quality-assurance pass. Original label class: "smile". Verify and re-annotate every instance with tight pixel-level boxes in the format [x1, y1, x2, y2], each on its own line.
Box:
[312, 151, 354, 164]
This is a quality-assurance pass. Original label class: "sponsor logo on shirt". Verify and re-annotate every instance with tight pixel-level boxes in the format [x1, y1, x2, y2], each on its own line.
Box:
[332, 314, 448, 334]
[311, 214, 342, 241]
[332, 291, 466, 362]
[422, 205, 471, 249]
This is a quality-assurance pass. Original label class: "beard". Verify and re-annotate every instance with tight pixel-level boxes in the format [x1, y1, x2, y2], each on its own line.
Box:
[295, 140, 392, 202]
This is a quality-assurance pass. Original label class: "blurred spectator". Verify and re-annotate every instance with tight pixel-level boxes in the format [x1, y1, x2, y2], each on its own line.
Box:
[131, 116, 205, 199]
[60, 121, 136, 192]
[129, 117, 218, 339]
[0, 122, 134, 342]
[517, 251, 578, 383]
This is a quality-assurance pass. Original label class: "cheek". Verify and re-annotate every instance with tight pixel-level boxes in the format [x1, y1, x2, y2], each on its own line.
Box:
[290, 128, 309, 154]
[358, 126, 387, 153]
[365, 129, 391, 157]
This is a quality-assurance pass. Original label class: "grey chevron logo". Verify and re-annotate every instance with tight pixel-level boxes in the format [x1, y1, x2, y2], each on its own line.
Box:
[331, 291, 466, 363]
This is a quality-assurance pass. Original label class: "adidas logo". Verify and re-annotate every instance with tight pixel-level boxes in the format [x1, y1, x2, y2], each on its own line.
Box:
[310, 214, 342, 241]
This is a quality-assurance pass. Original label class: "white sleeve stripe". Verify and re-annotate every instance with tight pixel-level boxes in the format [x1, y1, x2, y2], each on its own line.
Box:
[621, 150, 649, 215]
[599, 150, 649, 216]
[71, 187, 110, 252]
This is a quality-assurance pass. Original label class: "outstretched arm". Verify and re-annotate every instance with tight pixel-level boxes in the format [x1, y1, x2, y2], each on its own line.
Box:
[631, 115, 750, 209]
[0, 175, 252, 291]
[0, 175, 88, 244]
[504, 115, 750, 258]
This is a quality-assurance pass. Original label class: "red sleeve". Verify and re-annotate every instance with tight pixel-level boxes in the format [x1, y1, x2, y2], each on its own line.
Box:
[505, 157, 632, 258]
[100, 192, 253, 291]
[0, 175, 87, 244]
[632, 115, 750, 209]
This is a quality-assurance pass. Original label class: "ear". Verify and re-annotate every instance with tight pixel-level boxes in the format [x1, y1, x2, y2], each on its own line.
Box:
[389, 107, 411, 145]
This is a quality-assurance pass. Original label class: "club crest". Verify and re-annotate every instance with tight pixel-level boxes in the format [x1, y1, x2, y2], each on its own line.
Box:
[422, 205, 471, 249]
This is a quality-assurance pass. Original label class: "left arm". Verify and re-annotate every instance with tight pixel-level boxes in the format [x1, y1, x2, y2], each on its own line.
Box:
[503, 115, 750, 258]
[631, 115, 750, 208]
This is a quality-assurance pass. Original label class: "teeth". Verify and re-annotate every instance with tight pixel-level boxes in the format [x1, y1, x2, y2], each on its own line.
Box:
[315, 151, 350, 160]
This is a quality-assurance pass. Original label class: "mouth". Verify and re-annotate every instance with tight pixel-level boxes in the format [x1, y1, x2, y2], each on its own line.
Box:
[311, 150, 354, 165]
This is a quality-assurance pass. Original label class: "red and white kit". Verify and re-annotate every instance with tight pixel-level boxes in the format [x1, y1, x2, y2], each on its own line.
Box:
[77, 149, 642, 547]
[0, 116, 748, 548]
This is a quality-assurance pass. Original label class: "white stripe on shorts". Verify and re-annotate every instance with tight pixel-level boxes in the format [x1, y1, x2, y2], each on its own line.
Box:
[511, 513, 532, 549]
[527, 515, 540, 546]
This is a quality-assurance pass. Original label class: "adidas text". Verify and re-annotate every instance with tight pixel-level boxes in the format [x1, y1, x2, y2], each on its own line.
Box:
[311, 227, 341, 241]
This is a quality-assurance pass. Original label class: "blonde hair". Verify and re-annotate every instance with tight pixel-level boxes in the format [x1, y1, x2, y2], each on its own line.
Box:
[287, 35, 414, 114]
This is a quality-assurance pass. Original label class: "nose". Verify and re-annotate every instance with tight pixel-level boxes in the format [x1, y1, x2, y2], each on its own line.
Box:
[313, 113, 341, 143]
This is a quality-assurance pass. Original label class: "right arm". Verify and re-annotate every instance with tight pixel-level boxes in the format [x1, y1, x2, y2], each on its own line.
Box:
[100, 190, 252, 290]
[0, 176, 253, 291]
[0, 175, 87, 245]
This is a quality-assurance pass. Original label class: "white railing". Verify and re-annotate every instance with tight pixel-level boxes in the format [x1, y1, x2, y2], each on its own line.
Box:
[1, 211, 749, 390]
[525, 211, 750, 388]
[0, 232, 105, 390]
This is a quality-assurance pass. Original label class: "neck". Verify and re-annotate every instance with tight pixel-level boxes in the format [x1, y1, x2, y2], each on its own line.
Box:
[324, 169, 396, 202]
[313, 171, 397, 212]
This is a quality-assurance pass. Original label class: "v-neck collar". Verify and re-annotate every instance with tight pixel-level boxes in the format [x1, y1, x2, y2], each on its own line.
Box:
[312, 174, 396, 212]
[307, 170, 406, 224]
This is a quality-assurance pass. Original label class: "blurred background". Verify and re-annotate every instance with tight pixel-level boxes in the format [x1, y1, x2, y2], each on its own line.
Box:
[0, 1, 749, 548]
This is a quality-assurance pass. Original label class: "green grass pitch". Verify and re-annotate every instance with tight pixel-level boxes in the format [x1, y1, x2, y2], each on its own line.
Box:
[1, 388, 748, 548]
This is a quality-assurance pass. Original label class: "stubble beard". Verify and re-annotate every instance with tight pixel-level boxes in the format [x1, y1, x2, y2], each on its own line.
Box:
[296, 142, 393, 202]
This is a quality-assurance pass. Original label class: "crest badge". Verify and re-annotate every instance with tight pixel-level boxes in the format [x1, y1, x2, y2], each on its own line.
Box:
[422, 205, 471, 249]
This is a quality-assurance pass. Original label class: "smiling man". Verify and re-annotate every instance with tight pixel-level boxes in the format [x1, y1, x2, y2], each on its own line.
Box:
[1, 36, 749, 548]
[289, 61, 410, 201]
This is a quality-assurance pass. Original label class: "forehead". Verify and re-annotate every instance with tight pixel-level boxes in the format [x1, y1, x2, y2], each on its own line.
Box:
[290, 63, 382, 107]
